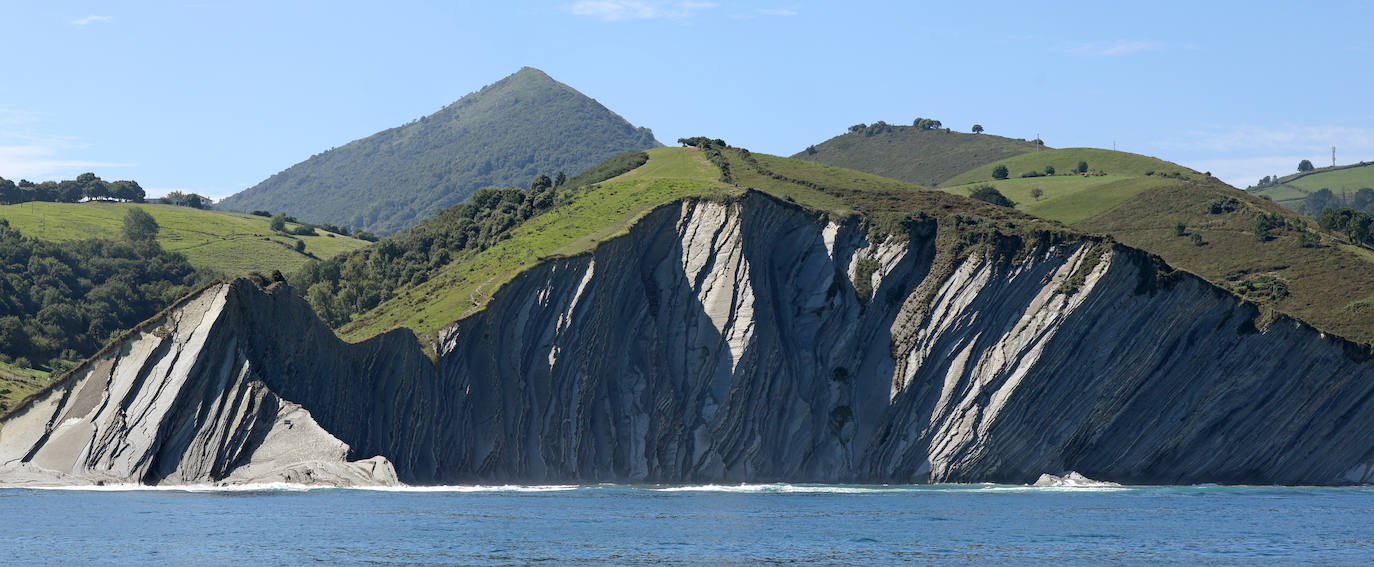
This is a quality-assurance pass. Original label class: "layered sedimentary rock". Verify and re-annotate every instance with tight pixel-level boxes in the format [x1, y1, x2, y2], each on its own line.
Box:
[4, 191, 1374, 486]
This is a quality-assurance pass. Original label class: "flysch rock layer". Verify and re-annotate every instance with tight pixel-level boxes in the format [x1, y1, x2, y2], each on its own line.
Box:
[3, 190, 1374, 487]
[0, 284, 397, 487]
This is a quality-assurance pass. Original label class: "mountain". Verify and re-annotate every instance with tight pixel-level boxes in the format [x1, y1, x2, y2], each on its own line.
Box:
[8, 156, 1374, 485]
[792, 124, 1044, 186]
[217, 67, 660, 234]
[1249, 161, 1374, 214]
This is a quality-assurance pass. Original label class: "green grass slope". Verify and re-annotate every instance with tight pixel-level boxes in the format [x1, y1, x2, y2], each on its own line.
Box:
[1252, 161, 1374, 208]
[340, 146, 1063, 343]
[943, 148, 1198, 186]
[0, 360, 49, 414]
[933, 148, 1200, 226]
[0, 201, 368, 276]
[793, 126, 1043, 186]
[218, 67, 660, 235]
[1075, 177, 1374, 344]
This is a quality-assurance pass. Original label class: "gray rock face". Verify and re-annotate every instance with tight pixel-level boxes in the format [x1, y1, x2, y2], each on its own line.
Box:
[5, 191, 1374, 486]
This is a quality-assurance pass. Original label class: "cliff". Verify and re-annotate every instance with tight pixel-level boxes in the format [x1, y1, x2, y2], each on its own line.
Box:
[5, 191, 1374, 486]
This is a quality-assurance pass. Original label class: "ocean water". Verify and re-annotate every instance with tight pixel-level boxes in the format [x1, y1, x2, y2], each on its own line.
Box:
[1, 484, 1371, 565]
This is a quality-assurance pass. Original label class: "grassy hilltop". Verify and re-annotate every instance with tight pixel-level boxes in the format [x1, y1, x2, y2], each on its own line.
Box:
[0, 201, 368, 276]
[794, 125, 1043, 186]
[1250, 161, 1374, 211]
[938, 148, 1201, 225]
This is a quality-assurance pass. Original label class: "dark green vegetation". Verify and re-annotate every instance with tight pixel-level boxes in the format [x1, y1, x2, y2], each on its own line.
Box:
[0, 172, 146, 204]
[0, 218, 204, 375]
[291, 152, 650, 328]
[1249, 161, 1374, 213]
[793, 123, 1044, 186]
[969, 186, 1015, 208]
[218, 67, 659, 235]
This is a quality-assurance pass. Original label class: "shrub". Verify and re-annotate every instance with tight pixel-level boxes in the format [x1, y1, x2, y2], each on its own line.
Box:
[122, 208, 159, 242]
[854, 256, 882, 304]
[293, 240, 306, 252]
[1044, 165, 1055, 175]
[251, 210, 271, 217]
[1031, 187, 1044, 201]
[1076, 160, 1089, 173]
[969, 185, 1016, 208]
[1019, 171, 1044, 178]
[1191, 232, 1205, 246]
[992, 165, 1009, 180]
[1175, 221, 1186, 237]
[269, 213, 287, 232]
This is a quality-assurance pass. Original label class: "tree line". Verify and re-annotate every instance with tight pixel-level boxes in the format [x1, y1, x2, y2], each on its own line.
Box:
[0, 173, 146, 204]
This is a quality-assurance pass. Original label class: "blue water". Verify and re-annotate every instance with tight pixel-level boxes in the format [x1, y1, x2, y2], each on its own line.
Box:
[1, 484, 1371, 565]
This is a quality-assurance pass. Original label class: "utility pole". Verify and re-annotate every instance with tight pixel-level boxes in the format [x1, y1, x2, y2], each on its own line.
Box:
[1333, 146, 1337, 167]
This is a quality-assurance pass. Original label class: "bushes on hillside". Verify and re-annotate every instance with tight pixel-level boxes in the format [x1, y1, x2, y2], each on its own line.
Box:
[1318, 207, 1374, 245]
[292, 171, 575, 327]
[992, 165, 1009, 180]
[0, 219, 201, 371]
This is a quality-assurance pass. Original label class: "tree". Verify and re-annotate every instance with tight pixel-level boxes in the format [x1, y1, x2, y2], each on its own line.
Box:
[530, 174, 552, 192]
[122, 207, 159, 242]
[1031, 187, 1044, 201]
[108, 180, 145, 202]
[270, 213, 288, 232]
[1175, 221, 1187, 237]
[913, 118, 943, 131]
[1298, 159, 1315, 172]
[970, 185, 1016, 208]
[1077, 160, 1089, 173]
[972, 124, 984, 134]
[0, 177, 16, 204]
[554, 172, 567, 187]
[992, 165, 1009, 180]
[848, 124, 867, 134]
[1191, 232, 1205, 246]
[1044, 165, 1055, 175]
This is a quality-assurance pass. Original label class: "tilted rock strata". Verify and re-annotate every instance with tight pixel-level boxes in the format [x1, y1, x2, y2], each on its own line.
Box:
[0, 286, 397, 487]
[3, 191, 1373, 486]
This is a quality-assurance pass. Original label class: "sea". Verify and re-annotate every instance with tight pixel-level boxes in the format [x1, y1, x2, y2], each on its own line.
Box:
[1, 483, 1371, 565]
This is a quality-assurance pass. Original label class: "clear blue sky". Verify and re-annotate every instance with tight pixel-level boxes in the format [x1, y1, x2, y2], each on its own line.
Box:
[2, 1, 1371, 199]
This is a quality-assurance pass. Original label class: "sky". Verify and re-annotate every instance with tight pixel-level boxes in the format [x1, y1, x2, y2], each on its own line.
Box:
[2, 0, 1372, 200]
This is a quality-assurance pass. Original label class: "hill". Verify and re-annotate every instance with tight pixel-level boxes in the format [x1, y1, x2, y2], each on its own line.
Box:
[793, 124, 1044, 186]
[928, 148, 1199, 225]
[319, 141, 1374, 352]
[218, 67, 660, 235]
[1250, 161, 1374, 213]
[0, 201, 368, 276]
[941, 147, 1198, 186]
[307, 144, 1064, 344]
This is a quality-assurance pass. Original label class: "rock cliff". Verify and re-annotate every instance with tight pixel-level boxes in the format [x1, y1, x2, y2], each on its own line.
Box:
[5, 191, 1374, 486]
